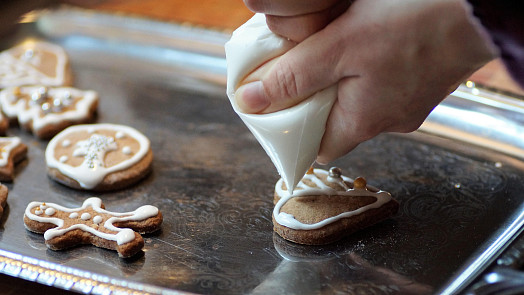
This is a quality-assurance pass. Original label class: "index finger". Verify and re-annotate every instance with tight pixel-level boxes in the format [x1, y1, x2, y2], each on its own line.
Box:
[244, 0, 341, 16]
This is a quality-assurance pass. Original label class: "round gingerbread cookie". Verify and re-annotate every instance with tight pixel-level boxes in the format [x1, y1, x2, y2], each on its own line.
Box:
[45, 124, 152, 191]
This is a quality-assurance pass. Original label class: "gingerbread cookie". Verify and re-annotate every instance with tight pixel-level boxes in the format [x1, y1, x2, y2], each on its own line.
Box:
[0, 137, 28, 181]
[0, 113, 8, 136]
[273, 167, 399, 245]
[0, 184, 8, 218]
[0, 41, 72, 88]
[45, 124, 152, 191]
[24, 197, 163, 258]
[0, 86, 98, 138]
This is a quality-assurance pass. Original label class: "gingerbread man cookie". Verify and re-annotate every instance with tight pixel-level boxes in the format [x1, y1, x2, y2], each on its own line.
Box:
[0, 41, 72, 88]
[0, 86, 99, 138]
[273, 167, 399, 245]
[0, 137, 28, 181]
[46, 124, 152, 191]
[24, 197, 163, 258]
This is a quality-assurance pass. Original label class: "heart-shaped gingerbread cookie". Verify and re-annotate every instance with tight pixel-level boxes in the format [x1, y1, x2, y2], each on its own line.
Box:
[273, 167, 399, 245]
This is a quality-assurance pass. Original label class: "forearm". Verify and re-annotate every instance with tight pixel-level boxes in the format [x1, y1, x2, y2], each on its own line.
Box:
[467, 0, 524, 87]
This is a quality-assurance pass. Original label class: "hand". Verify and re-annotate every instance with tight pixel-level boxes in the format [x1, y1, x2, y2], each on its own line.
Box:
[237, 0, 495, 164]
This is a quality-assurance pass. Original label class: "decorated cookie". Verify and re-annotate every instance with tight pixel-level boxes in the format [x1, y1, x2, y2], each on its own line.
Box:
[0, 41, 72, 88]
[0, 113, 8, 135]
[0, 86, 98, 138]
[46, 124, 152, 191]
[273, 167, 399, 245]
[24, 197, 162, 258]
[0, 137, 27, 181]
[0, 184, 8, 218]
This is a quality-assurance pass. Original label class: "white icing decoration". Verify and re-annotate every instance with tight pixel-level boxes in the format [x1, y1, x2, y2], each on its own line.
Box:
[0, 137, 22, 167]
[122, 146, 132, 155]
[69, 212, 78, 219]
[81, 212, 91, 220]
[62, 139, 71, 147]
[40, 204, 47, 210]
[0, 86, 98, 134]
[45, 208, 56, 216]
[93, 215, 102, 224]
[115, 131, 125, 139]
[24, 197, 159, 245]
[35, 209, 43, 215]
[59, 155, 68, 163]
[273, 169, 392, 230]
[45, 124, 150, 189]
[0, 41, 69, 88]
[225, 14, 337, 192]
[72, 134, 117, 169]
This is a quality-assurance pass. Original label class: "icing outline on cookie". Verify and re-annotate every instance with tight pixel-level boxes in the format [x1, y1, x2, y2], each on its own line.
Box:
[0, 137, 22, 167]
[0, 41, 69, 87]
[0, 86, 98, 133]
[273, 168, 392, 230]
[25, 197, 159, 245]
[45, 124, 150, 189]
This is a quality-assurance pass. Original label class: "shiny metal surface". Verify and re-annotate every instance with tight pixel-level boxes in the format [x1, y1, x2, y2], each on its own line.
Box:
[0, 8, 523, 295]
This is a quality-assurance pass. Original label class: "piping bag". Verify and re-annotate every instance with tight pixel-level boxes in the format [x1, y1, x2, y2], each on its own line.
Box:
[225, 14, 337, 193]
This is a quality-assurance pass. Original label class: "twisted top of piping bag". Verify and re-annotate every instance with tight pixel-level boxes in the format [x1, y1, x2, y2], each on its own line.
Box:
[225, 14, 337, 193]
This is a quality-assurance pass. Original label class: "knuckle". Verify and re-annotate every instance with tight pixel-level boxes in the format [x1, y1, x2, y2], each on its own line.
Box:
[273, 60, 300, 100]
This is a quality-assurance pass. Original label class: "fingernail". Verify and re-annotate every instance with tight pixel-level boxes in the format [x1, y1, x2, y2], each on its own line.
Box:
[315, 157, 328, 165]
[236, 81, 270, 113]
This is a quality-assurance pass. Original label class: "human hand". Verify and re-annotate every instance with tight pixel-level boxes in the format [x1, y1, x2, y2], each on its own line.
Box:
[236, 0, 495, 164]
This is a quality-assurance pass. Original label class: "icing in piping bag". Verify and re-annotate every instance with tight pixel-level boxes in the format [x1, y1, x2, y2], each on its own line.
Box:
[225, 14, 337, 193]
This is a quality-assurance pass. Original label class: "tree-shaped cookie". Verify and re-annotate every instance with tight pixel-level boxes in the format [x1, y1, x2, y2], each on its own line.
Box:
[0, 86, 98, 139]
[0, 41, 72, 88]
[24, 197, 163, 258]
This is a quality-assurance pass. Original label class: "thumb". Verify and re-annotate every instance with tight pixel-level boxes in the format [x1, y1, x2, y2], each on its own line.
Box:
[235, 30, 341, 114]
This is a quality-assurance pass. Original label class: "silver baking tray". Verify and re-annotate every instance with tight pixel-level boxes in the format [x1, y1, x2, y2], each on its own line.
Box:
[0, 7, 524, 295]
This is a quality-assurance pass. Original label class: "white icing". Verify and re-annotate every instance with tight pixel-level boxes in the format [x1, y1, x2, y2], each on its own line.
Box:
[45, 208, 56, 216]
[45, 124, 150, 189]
[93, 215, 102, 224]
[0, 137, 22, 167]
[122, 146, 132, 155]
[81, 212, 91, 220]
[61, 139, 71, 147]
[225, 14, 337, 192]
[69, 212, 78, 219]
[72, 134, 117, 169]
[35, 209, 43, 215]
[59, 155, 68, 163]
[273, 169, 392, 230]
[0, 86, 98, 133]
[115, 132, 125, 139]
[0, 41, 69, 88]
[24, 197, 159, 245]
